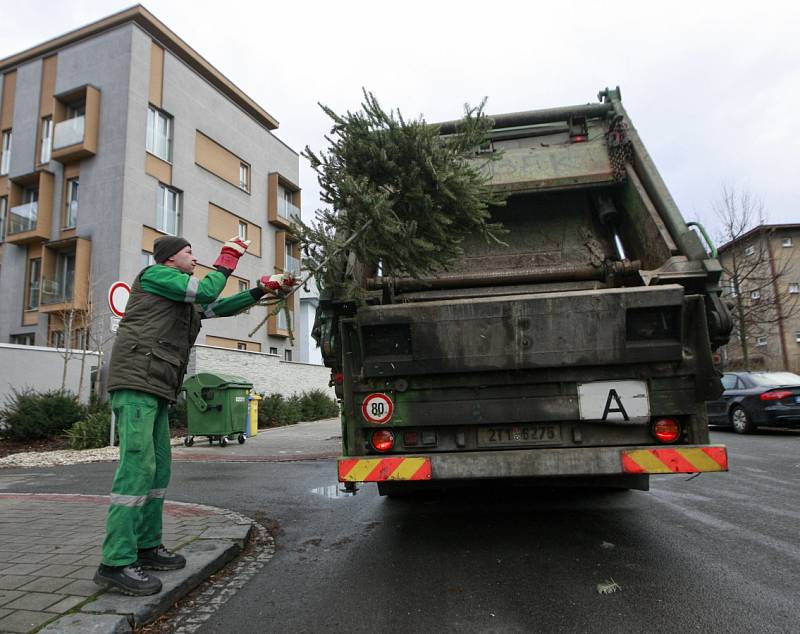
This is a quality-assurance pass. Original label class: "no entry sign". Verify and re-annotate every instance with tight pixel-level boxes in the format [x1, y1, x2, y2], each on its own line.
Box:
[107, 281, 131, 318]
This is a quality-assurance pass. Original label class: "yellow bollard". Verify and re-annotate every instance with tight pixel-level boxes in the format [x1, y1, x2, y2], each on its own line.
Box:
[249, 392, 261, 437]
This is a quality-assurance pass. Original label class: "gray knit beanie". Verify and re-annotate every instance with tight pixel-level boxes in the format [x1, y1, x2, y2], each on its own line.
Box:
[153, 236, 191, 263]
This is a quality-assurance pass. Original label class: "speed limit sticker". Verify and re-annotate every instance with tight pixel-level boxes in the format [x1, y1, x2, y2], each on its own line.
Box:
[362, 393, 394, 424]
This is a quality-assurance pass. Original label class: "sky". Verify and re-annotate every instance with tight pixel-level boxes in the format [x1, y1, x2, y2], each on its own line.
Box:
[0, 0, 798, 241]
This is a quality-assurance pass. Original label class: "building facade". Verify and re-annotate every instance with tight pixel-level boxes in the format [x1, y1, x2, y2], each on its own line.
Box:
[0, 6, 304, 380]
[717, 223, 800, 372]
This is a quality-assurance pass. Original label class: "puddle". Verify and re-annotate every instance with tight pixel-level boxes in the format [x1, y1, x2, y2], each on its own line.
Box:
[310, 484, 356, 499]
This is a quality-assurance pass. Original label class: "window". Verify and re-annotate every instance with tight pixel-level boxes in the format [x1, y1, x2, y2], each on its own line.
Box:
[789, 283, 800, 294]
[782, 237, 793, 248]
[284, 349, 292, 362]
[10, 333, 35, 346]
[50, 330, 65, 349]
[729, 277, 737, 297]
[269, 346, 278, 355]
[238, 280, 248, 293]
[64, 178, 78, 228]
[239, 162, 250, 192]
[66, 102, 85, 119]
[238, 220, 248, 241]
[0, 129, 11, 175]
[40, 117, 53, 163]
[74, 329, 86, 350]
[721, 374, 738, 390]
[751, 290, 761, 300]
[55, 252, 76, 302]
[744, 245, 755, 257]
[236, 342, 247, 351]
[796, 331, 800, 344]
[156, 184, 181, 235]
[0, 196, 6, 242]
[141, 251, 155, 269]
[27, 258, 41, 310]
[756, 336, 767, 347]
[146, 105, 173, 161]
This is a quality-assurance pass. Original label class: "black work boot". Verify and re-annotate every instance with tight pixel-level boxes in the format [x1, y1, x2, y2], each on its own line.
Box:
[94, 563, 162, 596]
[137, 544, 186, 570]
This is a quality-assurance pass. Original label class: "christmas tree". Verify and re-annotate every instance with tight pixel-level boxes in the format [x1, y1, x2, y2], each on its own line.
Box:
[294, 91, 506, 299]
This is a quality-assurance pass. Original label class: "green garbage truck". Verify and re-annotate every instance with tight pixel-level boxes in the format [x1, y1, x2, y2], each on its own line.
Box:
[318, 87, 732, 494]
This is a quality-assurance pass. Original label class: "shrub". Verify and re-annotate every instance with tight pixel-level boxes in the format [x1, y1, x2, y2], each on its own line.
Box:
[300, 389, 340, 420]
[168, 397, 187, 428]
[257, 390, 339, 428]
[66, 410, 111, 450]
[0, 389, 84, 441]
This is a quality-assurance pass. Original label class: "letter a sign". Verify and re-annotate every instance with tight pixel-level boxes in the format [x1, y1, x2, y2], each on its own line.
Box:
[577, 380, 650, 424]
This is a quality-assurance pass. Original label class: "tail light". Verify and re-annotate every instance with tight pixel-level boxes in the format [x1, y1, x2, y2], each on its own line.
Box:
[371, 430, 394, 452]
[760, 390, 793, 401]
[652, 418, 680, 443]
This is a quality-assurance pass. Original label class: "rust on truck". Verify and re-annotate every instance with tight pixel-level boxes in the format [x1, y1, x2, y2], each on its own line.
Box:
[316, 87, 732, 494]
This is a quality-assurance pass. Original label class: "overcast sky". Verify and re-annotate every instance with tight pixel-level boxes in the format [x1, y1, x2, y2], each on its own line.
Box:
[1, 0, 797, 240]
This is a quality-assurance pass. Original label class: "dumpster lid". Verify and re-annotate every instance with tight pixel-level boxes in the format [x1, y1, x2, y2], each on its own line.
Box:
[182, 373, 253, 390]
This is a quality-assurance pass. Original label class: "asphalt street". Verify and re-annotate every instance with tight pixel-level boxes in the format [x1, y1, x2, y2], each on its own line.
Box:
[1, 429, 798, 634]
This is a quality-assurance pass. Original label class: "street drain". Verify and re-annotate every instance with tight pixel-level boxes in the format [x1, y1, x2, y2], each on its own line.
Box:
[311, 484, 355, 499]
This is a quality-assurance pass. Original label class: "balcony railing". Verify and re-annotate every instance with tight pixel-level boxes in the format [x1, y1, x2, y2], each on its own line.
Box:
[40, 274, 74, 305]
[277, 197, 300, 223]
[8, 202, 38, 234]
[53, 116, 85, 150]
[277, 309, 290, 331]
[284, 253, 301, 275]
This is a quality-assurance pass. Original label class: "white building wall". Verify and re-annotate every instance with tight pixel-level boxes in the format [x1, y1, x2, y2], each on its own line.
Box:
[188, 344, 332, 397]
[0, 344, 100, 403]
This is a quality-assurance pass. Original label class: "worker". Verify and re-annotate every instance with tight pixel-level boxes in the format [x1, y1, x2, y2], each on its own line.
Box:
[94, 235, 268, 596]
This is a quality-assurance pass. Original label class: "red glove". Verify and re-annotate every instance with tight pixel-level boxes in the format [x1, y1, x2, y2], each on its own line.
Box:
[214, 237, 250, 271]
[259, 273, 299, 292]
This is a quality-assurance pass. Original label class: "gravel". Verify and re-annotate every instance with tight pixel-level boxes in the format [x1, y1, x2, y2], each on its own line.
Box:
[0, 438, 185, 469]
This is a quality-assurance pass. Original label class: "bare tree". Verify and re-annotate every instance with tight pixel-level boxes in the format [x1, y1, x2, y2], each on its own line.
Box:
[714, 185, 799, 370]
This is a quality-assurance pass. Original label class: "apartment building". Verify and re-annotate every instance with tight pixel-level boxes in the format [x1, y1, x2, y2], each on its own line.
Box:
[717, 223, 800, 372]
[0, 6, 303, 369]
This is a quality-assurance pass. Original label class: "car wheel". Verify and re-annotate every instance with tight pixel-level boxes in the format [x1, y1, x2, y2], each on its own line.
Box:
[730, 405, 756, 434]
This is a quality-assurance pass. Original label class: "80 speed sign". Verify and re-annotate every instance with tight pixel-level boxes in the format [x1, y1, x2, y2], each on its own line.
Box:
[362, 393, 394, 424]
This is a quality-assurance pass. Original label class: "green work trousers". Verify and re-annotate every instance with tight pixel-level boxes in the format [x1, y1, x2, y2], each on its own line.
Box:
[101, 389, 172, 567]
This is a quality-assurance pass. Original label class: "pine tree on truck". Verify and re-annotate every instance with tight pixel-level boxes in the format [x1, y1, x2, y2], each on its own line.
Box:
[302, 87, 732, 495]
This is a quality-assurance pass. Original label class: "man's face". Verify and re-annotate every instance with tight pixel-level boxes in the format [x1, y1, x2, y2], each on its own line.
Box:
[166, 245, 197, 274]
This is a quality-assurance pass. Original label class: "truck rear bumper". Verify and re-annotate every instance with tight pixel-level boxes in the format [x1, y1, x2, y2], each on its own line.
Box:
[337, 445, 728, 482]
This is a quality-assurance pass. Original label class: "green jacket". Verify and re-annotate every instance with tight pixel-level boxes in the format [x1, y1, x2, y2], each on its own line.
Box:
[106, 265, 260, 401]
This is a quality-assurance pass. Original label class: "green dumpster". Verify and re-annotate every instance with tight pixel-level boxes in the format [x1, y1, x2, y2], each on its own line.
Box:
[182, 373, 253, 447]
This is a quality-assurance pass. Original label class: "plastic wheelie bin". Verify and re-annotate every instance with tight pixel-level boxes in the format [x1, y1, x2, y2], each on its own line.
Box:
[182, 373, 253, 447]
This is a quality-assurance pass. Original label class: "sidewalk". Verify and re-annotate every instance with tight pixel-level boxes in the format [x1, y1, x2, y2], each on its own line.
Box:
[0, 494, 252, 633]
[0, 418, 342, 632]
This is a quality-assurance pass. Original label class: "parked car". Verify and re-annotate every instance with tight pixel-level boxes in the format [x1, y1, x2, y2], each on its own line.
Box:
[707, 371, 800, 433]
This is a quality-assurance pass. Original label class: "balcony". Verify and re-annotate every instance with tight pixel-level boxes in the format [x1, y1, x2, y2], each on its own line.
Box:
[51, 85, 100, 163]
[8, 202, 38, 234]
[268, 172, 301, 229]
[4, 171, 54, 245]
[38, 237, 91, 314]
[53, 116, 85, 150]
[268, 308, 294, 338]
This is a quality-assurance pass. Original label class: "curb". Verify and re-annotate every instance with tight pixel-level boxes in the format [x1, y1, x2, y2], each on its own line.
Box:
[0, 495, 257, 634]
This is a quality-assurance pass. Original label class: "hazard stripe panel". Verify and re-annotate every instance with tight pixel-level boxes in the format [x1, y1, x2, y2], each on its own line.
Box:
[621, 446, 728, 474]
[338, 457, 432, 482]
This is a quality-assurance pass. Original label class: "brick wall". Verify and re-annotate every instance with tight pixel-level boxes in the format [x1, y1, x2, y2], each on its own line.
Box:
[188, 344, 333, 397]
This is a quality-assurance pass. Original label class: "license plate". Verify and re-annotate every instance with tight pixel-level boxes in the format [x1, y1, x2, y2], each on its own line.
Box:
[577, 380, 650, 423]
[477, 425, 561, 447]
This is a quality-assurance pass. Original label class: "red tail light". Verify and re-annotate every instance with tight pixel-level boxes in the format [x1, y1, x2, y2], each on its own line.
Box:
[760, 390, 793, 401]
[371, 430, 394, 452]
[652, 418, 680, 443]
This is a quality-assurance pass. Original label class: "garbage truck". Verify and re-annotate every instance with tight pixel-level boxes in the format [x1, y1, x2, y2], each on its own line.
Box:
[317, 87, 732, 494]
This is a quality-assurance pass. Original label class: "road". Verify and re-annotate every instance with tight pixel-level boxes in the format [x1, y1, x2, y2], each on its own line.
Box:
[1, 429, 798, 633]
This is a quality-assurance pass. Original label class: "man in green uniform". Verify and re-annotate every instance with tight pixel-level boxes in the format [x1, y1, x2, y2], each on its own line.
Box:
[94, 234, 265, 596]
